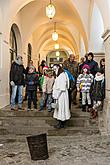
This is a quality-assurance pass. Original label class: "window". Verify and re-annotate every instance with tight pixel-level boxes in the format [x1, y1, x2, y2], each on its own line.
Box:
[27, 43, 32, 64]
[10, 27, 17, 63]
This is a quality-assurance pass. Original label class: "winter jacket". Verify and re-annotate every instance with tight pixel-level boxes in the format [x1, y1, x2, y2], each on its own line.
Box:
[91, 74, 105, 101]
[10, 61, 25, 85]
[77, 73, 94, 92]
[42, 76, 55, 94]
[85, 60, 98, 76]
[63, 59, 78, 79]
[26, 73, 39, 91]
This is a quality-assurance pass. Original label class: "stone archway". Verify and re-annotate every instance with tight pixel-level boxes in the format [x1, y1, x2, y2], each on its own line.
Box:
[46, 50, 68, 67]
[9, 23, 22, 64]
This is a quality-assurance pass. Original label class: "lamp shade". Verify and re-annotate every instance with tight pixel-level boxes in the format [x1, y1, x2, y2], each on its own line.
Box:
[52, 32, 58, 41]
[46, 3, 56, 19]
[56, 51, 60, 56]
[54, 43, 59, 49]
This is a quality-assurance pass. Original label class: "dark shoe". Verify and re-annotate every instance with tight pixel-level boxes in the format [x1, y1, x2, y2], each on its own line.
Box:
[11, 107, 16, 111]
[82, 105, 86, 112]
[27, 108, 31, 111]
[73, 102, 77, 105]
[54, 121, 61, 129]
[38, 108, 43, 111]
[23, 98, 27, 101]
[18, 107, 24, 110]
[54, 121, 64, 129]
[48, 109, 52, 112]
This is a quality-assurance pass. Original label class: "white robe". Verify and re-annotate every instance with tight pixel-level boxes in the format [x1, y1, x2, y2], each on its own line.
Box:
[52, 72, 71, 121]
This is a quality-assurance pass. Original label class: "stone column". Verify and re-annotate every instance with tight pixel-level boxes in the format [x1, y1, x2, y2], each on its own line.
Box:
[101, 29, 110, 134]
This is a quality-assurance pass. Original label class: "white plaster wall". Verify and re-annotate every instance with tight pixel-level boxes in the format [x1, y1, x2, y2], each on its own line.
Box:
[89, 3, 104, 53]
[80, 37, 86, 57]
[71, 0, 90, 38]
[95, 0, 110, 30]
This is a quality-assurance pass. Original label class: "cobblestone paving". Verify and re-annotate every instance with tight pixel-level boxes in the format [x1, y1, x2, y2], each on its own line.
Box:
[0, 134, 110, 165]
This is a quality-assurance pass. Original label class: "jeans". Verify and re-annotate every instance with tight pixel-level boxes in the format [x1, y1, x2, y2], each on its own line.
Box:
[40, 93, 53, 111]
[11, 85, 23, 108]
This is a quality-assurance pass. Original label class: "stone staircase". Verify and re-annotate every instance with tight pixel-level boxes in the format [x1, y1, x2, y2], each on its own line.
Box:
[0, 105, 100, 136]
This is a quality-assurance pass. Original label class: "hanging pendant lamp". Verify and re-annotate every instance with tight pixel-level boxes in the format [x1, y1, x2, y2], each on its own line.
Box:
[54, 43, 59, 49]
[52, 22, 58, 41]
[46, 0, 56, 19]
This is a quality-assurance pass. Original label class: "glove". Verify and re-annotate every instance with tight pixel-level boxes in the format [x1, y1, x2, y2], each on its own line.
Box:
[10, 81, 15, 86]
[28, 81, 34, 85]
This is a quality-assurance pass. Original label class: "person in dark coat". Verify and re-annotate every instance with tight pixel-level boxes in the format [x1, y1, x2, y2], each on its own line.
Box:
[63, 54, 78, 105]
[85, 52, 98, 76]
[100, 58, 105, 74]
[10, 56, 25, 110]
[24, 60, 36, 101]
[26, 66, 39, 111]
[89, 68, 105, 118]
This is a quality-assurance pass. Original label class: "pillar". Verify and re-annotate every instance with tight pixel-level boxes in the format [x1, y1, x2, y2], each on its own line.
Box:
[101, 29, 110, 133]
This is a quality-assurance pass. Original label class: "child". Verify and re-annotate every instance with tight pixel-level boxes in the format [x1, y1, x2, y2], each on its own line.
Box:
[39, 66, 48, 92]
[90, 68, 105, 118]
[77, 64, 94, 111]
[39, 68, 55, 112]
[26, 66, 39, 111]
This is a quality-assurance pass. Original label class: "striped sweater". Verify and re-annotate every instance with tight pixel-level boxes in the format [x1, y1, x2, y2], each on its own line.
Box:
[77, 73, 94, 92]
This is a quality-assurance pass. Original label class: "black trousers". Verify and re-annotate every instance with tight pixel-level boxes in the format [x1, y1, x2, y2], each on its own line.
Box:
[68, 89, 72, 110]
[27, 90, 37, 109]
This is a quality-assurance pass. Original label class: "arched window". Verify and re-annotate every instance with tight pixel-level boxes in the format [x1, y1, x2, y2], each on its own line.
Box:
[10, 26, 17, 63]
[27, 43, 32, 64]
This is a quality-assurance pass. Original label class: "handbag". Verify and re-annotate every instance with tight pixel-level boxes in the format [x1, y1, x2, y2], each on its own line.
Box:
[51, 99, 58, 109]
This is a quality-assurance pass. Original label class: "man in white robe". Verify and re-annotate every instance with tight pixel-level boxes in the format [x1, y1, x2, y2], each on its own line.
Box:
[52, 65, 71, 128]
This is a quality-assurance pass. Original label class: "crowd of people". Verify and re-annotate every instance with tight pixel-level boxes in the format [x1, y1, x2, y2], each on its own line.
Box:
[10, 52, 105, 128]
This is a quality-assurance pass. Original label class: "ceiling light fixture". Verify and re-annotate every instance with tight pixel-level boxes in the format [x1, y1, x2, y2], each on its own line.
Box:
[54, 43, 59, 49]
[46, 0, 56, 19]
[52, 22, 58, 41]
[56, 51, 60, 56]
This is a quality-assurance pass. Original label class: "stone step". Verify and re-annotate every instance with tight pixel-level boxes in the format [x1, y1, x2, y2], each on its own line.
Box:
[0, 126, 100, 136]
[0, 115, 98, 128]
[0, 116, 99, 136]
[0, 109, 90, 118]
[0, 106, 99, 136]
[48, 127, 100, 136]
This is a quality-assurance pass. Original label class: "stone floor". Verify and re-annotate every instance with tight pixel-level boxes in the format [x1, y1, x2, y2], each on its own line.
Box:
[0, 94, 107, 165]
[0, 134, 110, 165]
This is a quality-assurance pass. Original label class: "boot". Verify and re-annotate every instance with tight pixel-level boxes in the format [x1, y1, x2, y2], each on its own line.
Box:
[82, 105, 86, 112]
[54, 120, 62, 129]
[92, 110, 98, 119]
[60, 121, 65, 128]
[87, 104, 92, 112]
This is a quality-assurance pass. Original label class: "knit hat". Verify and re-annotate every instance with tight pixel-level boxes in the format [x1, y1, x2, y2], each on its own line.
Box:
[29, 66, 35, 73]
[82, 64, 90, 70]
[43, 66, 49, 70]
[29, 65, 35, 70]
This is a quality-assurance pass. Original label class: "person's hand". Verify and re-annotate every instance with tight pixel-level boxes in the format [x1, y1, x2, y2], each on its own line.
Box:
[77, 88, 80, 92]
[10, 81, 15, 86]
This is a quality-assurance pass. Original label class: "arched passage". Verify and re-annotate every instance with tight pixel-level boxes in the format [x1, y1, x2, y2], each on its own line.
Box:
[9, 23, 22, 64]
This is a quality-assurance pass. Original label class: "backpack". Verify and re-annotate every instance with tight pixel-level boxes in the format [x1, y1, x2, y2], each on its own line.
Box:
[64, 69, 76, 91]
